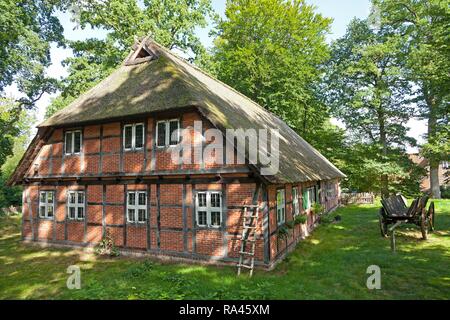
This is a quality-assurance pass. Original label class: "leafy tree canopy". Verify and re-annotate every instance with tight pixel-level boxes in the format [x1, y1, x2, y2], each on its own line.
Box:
[209, 0, 333, 142]
[46, 0, 216, 117]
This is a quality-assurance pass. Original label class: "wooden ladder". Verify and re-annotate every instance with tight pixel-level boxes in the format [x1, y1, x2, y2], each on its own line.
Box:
[237, 204, 259, 277]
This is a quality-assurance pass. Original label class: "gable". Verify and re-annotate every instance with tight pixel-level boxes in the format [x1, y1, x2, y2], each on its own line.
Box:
[15, 38, 345, 185]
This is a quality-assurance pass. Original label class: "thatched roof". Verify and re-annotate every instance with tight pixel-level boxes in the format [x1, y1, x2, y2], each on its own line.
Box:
[34, 39, 345, 183]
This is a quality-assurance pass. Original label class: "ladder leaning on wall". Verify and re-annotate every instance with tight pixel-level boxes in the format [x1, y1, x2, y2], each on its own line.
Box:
[237, 204, 259, 277]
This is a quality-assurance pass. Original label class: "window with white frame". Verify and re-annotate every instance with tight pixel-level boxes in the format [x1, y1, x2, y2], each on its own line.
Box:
[156, 119, 180, 147]
[123, 123, 144, 151]
[195, 191, 222, 227]
[276, 189, 285, 225]
[442, 161, 449, 169]
[292, 187, 300, 216]
[39, 191, 54, 219]
[65, 130, 82, 154]
[67, 191, 85, 220]
[302, 187, 315, 210]
[127, 191, 147, 223]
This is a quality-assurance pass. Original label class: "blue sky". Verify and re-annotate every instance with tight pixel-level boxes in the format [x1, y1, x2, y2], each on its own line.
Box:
[6, 0, 425, 150]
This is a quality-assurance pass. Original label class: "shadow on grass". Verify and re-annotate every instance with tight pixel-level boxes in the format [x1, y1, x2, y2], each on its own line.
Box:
[0, 200, 449, 299]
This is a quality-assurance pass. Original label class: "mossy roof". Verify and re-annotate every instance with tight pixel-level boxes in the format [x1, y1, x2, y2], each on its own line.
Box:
[38, 39, 345, 183]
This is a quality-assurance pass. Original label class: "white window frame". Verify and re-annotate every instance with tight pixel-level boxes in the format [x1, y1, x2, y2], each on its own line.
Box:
[123, 123, 144, 151]
[39, 191, 54, 219]
[64, 130, 82, 155]
[292, 187, 300, 216]
[156, 119, 180, 147]
[442, 161, 449, 169]
[195, 191, 222, 228]
[276, 189, 285, 225]
[67, 191, 85, 220]
[126, 191, 147, 223]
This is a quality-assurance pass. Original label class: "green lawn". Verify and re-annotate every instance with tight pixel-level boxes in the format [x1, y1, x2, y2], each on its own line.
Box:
[0, 200, 449, 300]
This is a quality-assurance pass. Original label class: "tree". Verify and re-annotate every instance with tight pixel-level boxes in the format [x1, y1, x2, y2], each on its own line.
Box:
[323, 18, 418, 197]
[0, 99, 34, 208]
[0, 0, 67, 108]
[209, 0, 333, 143]
[373, 0, 450, 198]
[46, 0, 215, 117]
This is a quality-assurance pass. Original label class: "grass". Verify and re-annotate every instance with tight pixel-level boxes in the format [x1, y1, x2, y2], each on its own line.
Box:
[0, 200, 449, 300]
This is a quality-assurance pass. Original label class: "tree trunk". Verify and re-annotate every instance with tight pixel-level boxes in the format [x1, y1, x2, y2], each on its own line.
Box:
[429, 162, 441, 199]
[378, 110, 389, 198]
[426, 88, 441, 199]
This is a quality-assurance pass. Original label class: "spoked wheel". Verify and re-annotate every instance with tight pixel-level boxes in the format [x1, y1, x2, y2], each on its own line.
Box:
[420, 210, 429, 240]
[428, 202, 435, 232]
[379, 210, 388, 238]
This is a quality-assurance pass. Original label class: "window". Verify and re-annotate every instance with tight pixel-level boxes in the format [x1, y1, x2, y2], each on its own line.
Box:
[39, 191, 54, 219]
[67, 191, 85, 220]
[156, 119, 180, 147]
[127, 191, 147, 223]
[442, 161, 449, 169]
[276, 189, 285, 225]
[292, 187, 300, 216]
[302, 187, 315, 210]
[326, 183, 336, 199]
[195, 191, 222, 227]
[123, 123, 144, 151]
[65, 130, 82, 154]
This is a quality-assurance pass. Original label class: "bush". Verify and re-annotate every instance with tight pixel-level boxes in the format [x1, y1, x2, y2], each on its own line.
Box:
[320, 214, 334, 224]
[294, 214, 307, 225]
[311, 203, 324, 215]
[277, 225, 289, 239]
[440, 185, 450, 199]
[94, 230, 120, 257]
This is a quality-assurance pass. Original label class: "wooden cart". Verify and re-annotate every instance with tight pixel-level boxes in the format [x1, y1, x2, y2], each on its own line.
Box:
[379, 195, 435, 241]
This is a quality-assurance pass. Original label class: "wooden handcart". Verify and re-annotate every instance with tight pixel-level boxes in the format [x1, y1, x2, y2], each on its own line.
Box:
[379, 195, 435, 250]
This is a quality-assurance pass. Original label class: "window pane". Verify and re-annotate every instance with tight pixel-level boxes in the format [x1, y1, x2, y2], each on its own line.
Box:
[40, 206, 46, 217]
[128, 193, 135, 205]
[65, 132, 72, 154]
[69, 192, 75, 204]
[211, 211, 221, 226]
[169, 120, 179, 145]
[47, 206, 54, 217]
[198, 193, 206, 207]
[138, 192, 146, 206]
[128, 209, 135, 222]
[124, 126, 133, 149]
[157, 122, 166, 147]
[135, 124, 144, 148]
[69, 207, 76, 219]
[77, 192, 84, 204]
[138, 209, 146, 222]
[211, 193, 220, 208]
[47, 192, 53, 203]
[77, 207, 84, 219]
[198, 211, 207, 225]
[74, 131, 81, 153]
[40, 192, 46, 204]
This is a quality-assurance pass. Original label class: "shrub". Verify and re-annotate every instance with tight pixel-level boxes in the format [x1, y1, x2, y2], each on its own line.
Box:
[294, 214, 307, 225]
[285, 220, 295, 229]
[94, 230, 120, 257]
[311, 203, 325, 215]
[277, 225, 288, 239]
[441, 185, 450, 199]
[320, 214, 334, 224]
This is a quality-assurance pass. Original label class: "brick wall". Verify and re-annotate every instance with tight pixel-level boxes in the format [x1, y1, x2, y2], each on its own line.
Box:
[21, 181, 273, 264]
[25, 110, 247, 181]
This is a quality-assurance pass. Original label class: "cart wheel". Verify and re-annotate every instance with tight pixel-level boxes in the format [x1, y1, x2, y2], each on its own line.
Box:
[379, 212, 388, 238]
[428, 202, 435, 232]
[420, 211, 428, 240]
